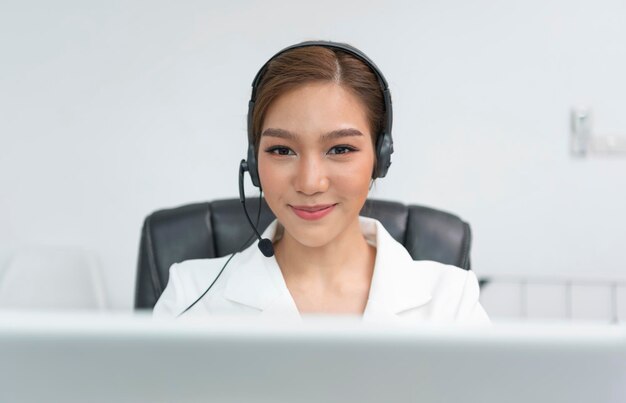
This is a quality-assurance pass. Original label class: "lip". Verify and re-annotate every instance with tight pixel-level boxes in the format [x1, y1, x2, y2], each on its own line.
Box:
[289, 204, 337, 221]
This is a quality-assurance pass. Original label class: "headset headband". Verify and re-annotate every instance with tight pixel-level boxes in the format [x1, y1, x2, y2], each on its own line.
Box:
[252, 41, 388, 94]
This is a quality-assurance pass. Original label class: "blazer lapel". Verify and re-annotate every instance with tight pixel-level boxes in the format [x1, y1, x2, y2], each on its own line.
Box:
[362, 218, 432, 321]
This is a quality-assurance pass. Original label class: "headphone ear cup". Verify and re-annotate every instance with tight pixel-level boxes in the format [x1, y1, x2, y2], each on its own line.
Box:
[247, 143, 261, 188]
[246, 98, 262, 188]
[374, 131, 393, 178]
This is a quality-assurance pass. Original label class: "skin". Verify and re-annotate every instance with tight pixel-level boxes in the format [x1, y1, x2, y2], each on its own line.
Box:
[257, 82, 377, 315]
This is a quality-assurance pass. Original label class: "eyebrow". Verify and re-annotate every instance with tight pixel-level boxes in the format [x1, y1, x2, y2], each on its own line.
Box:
[261, 128, 364, 141]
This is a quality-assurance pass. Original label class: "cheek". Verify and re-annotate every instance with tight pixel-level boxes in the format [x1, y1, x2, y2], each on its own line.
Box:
[257, 156, 271, 190]
[335, 152, 375, 196]
[257, 154, 286, 196]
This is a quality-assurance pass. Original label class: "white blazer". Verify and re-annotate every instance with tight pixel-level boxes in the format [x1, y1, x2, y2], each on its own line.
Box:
[153, 216, 490, 324]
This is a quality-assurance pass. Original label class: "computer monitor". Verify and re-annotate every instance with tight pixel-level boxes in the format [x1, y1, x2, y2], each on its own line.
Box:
[1, 312, 625, 403]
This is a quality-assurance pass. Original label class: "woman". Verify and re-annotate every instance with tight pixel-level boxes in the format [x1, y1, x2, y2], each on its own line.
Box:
[153, 41, 489, 323]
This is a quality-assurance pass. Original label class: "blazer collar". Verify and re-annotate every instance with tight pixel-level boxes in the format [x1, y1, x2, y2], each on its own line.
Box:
[362, 218, 432, 319]
[222, 220, 300, 317]
[222, 217, 433, 319]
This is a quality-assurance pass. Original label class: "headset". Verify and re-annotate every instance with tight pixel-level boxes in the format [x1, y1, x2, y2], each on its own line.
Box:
[178, 40, 393, 317]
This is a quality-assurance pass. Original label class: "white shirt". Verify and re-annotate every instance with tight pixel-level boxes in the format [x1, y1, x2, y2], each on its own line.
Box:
[153, 216, 490, 324]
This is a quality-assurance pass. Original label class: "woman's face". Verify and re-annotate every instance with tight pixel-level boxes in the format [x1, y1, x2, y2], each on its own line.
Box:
[258, 82, 375, 248]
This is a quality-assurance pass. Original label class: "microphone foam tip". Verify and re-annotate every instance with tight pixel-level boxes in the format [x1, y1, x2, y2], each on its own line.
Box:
[258, 238, 274, 258]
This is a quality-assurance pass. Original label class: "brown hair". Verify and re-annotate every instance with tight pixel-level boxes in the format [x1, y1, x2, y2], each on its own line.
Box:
[251, 46, 385, 166]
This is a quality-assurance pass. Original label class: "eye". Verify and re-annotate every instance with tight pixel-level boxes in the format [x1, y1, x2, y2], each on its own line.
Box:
[328, 145, 357, 155]
[265, 146, 295, 156]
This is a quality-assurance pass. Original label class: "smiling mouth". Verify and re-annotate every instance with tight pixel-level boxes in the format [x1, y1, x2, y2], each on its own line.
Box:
[289, 204, 337, 220]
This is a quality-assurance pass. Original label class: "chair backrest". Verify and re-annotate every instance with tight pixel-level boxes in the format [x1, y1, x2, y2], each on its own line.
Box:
[135, 198, 472, 309]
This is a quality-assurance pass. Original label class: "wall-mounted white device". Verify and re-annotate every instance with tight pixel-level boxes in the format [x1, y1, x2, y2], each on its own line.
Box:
[570, 108, 626, 157]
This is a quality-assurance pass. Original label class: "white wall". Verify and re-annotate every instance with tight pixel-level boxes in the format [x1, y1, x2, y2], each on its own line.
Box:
[1, 0, 625, 309]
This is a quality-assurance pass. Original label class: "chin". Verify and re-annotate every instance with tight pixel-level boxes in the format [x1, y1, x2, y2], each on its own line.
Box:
[281, 221, 339, 248]
[278, 208, 359, 249]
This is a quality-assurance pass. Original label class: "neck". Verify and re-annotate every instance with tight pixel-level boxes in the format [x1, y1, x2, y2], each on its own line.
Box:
[273, 217, 375, 286]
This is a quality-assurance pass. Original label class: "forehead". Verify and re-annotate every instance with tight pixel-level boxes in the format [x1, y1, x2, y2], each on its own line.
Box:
[261, 82, 371, 139]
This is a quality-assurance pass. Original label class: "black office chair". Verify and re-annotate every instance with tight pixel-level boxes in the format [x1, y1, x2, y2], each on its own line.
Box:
[135, 198, 472, 310]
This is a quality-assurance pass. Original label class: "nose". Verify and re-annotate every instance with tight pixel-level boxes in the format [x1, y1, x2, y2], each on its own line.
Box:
[293, 153, 329, 196]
